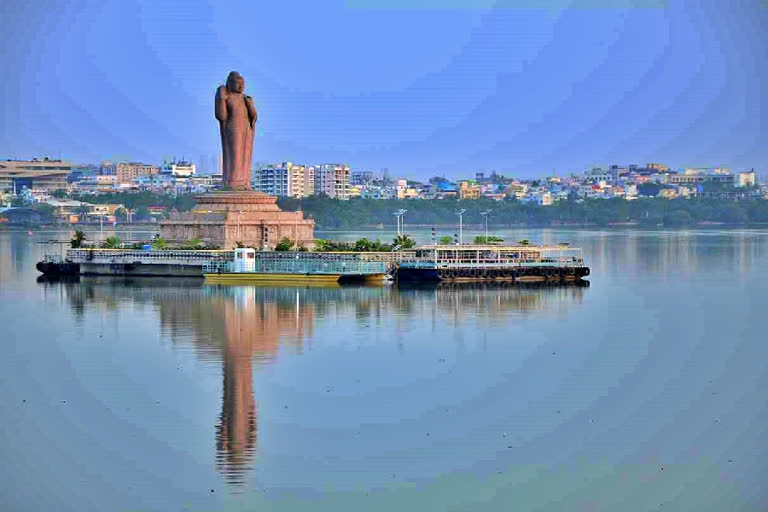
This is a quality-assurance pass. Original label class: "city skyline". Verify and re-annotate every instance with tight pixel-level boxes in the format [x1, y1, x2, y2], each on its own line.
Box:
[1, 1, 765, 179]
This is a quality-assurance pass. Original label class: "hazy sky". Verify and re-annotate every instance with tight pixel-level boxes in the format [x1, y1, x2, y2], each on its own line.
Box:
[0, 0, 765, 179]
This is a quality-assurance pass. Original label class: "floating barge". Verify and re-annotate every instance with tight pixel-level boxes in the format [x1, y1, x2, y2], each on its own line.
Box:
[397, 244, 589, 282]
[38, 248, 231, 277]
[202, 248, 388, 284]
[36, 243, 590, 284]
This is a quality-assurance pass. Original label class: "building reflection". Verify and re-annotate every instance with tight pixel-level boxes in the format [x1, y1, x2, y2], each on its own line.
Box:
[39, 277, 587, 485]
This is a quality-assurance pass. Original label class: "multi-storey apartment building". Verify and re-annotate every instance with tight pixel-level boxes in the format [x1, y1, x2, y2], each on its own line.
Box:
[256, 164, 290, 196]
[115, 162, 160, 183]
[288, 163, 306, 198]
[667, 172, 735, 186]
[315, 164, 350, 199]
[303, 166, 315, 197]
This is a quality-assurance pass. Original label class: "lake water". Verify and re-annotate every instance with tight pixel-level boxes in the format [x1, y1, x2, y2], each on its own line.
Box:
[1, 228, 766, 511]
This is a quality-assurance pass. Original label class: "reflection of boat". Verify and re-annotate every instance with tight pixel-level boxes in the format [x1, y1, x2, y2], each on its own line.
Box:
[398, 244, 590, 282]
[205, 272, 342, 284]
[397, 279, 590, 291]
[203, 248, 387, 284]
[206, 278, 342, 288]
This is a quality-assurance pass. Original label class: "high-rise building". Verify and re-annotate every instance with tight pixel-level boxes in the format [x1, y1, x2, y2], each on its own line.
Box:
[303, 166, 315, 197]
[256, 163, 290, 196]
[288, 163, 305, 198]
[315, 164, 350, 199]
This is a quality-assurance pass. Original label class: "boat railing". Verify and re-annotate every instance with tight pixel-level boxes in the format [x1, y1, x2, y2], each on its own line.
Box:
[399, 255, 584, 268]
[204, 255, 387, 276]
[67, 248, 232, 264]
[43, 254, 66, 263]
[400, 244, 584, 269]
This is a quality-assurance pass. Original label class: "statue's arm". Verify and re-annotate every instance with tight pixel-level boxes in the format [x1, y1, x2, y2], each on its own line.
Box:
[215, 85, 228, 122]
[245, 95, 258, 128]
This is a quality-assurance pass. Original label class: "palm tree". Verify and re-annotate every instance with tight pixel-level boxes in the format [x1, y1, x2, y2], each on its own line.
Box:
[393, 234, 416, 249]
[70, 229, 85, 248]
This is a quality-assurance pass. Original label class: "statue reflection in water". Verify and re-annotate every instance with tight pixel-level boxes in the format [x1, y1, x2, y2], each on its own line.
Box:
[182, 285, 316, 485]
[40, 277, 586, 485]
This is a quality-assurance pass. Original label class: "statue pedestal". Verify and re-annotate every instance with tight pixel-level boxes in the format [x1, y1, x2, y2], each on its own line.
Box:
[160, 191, 315, 249]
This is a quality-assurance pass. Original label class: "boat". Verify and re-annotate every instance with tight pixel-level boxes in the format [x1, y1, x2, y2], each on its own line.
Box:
[396, 243, 589, 282]
[203, 248, 389, 284]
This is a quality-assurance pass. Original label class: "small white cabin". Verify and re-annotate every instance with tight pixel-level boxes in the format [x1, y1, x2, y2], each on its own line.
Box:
[233, 248, 256, 272]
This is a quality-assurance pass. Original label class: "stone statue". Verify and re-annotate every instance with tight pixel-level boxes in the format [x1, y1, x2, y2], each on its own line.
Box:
[215, 71, 258, 190]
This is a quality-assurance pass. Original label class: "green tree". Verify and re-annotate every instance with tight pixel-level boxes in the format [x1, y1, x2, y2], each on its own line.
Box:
[474, 235, 504, 244]
[101, 236, 121, 249]
[662, 209, 694, 227]
[274, 237, 294, 251]
[152, 237, 167, 249]
[439, 235, 454, 245]
[133, 206, 150, 221]
[182, 237, 203, 249]
[31, 203, 56, 220]
[354, 238, 373, 252]
[393, 234, 416, 249]
[70, 229, 85, 248]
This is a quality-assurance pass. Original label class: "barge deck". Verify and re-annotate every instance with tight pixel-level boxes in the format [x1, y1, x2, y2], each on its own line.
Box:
[397, 244, 589, 282]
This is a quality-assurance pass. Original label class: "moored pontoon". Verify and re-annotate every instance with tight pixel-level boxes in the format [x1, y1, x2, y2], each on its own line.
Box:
[203, 248, 389, 284]
[397, 244, 589, 282]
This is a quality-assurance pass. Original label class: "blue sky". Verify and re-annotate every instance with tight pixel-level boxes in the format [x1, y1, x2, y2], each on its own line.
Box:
[0, 0, 765, 179]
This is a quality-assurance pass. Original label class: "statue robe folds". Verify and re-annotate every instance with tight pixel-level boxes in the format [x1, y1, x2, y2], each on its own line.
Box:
[215, 73, 257, 190]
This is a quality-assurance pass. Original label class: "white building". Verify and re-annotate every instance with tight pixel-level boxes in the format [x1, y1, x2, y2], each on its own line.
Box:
[162, 161, 196, 178]
[738, 170, 756, 187]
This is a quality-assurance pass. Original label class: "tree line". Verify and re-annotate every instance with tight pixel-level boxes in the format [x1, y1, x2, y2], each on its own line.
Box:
[19, 192, 768, 228]
[278, 196, 768, 229]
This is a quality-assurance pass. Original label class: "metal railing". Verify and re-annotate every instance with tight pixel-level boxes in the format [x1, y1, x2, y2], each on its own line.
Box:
[203, 256, 387, 275]
[67, 248, 231, 265]
[399, 246, 584, 269]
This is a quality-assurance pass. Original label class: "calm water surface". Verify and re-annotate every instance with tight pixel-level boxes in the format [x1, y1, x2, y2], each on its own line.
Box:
[1, 228, 766, 511]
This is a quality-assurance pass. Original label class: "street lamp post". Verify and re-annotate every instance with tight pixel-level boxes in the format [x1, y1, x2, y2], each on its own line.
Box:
[455, 209, 466, 245]
[392, 209, 407, 238]
[480, 209, 492, 243]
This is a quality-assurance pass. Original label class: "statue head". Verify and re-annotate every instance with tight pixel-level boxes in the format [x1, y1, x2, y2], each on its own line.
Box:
[226, 71, 245, 94]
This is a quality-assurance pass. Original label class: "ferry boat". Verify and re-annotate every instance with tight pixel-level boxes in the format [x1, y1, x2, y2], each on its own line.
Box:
[203, 248, 389, 284]
[397, 243, 589, 282]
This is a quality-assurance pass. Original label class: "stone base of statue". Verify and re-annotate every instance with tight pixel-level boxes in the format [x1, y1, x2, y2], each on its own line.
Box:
[160, 191, 315, 250]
